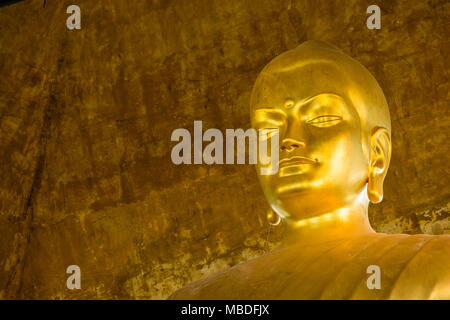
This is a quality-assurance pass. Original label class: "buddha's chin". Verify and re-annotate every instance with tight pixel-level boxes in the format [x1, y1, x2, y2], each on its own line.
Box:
[273, 179, 317, 196]
[274, 201, 339, 221]
[267, 186, 346, 220]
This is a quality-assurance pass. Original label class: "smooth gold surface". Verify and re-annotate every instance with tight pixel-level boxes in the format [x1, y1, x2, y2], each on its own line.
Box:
[170, 41, 450, 300]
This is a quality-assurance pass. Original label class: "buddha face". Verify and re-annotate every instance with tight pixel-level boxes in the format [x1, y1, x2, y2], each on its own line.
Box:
[251, 42, 392, 221]
[252, 71, 368, 220]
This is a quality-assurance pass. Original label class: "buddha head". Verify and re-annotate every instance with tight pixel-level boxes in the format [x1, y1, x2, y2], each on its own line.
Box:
[251, 40, 392, 221]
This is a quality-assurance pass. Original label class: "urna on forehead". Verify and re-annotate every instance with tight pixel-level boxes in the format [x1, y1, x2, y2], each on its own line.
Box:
[250, 40, 391, 134]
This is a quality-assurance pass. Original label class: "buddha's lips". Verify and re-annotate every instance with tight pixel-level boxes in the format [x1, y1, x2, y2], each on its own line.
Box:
[278, 156, 317, 167]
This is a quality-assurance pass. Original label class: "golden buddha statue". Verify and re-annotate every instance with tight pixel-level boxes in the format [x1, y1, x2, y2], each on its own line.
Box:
[170, 40, 450, 300]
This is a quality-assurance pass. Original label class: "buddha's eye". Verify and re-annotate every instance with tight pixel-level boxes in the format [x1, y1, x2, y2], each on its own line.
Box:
[259, 128, 279, 141]
[306, 115, 342, 127]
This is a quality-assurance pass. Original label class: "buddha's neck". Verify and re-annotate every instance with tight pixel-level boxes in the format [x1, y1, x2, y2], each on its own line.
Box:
[281, 194, 375, 246]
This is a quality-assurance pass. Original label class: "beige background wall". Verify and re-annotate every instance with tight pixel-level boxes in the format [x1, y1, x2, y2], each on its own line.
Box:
[0, 0, 448, 299]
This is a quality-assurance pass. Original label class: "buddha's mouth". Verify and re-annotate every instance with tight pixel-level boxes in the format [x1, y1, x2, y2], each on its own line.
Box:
[279, 156, 317, 166]
[278, 156, 317, 177]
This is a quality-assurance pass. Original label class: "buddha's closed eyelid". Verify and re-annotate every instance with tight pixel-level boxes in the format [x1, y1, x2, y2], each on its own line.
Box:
[254, 114, 286, 129]
[306, 115, 343, 127]
[259, 127, 280, 140]
[254, 109, 287, 121]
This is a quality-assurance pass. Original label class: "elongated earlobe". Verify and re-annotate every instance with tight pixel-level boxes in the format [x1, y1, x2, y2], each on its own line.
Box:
[367, 127, 391, 203]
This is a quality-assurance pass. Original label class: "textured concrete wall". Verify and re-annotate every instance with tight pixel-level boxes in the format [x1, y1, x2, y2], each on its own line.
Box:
[0, 0, 448, 299]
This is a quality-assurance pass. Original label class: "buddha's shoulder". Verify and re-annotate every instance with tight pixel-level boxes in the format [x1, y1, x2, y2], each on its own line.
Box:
[374, 233, 450, 259]
[168, 267, 239, 300]
[353, 233, 450, 274]
[376, 233, 450, 299]
[168, 249, 283, 300]
[168, 234, 450, 299]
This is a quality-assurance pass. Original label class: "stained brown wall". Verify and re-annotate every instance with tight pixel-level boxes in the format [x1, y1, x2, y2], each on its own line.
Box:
[0, 0, 448, 299]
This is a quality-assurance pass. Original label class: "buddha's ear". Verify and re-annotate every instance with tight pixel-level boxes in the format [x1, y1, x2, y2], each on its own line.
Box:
[367, 127, 391, 203]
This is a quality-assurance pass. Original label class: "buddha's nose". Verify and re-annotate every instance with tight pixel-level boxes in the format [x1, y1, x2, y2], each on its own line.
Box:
[280, 138, 305, 152]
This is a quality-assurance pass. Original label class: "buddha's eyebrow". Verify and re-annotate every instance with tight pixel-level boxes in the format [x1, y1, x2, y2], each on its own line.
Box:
[298, 93, 346, 106]
[254, 109, 286, 117]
